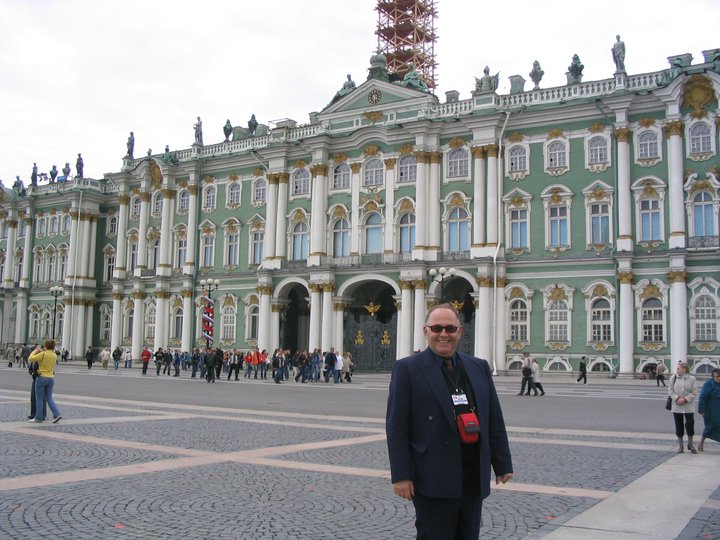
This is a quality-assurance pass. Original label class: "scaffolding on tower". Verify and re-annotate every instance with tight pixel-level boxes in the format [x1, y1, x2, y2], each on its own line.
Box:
[375, 0, 438, 89]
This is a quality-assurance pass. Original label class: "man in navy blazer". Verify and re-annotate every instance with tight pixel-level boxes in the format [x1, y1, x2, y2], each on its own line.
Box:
[386, 304, 513, 539]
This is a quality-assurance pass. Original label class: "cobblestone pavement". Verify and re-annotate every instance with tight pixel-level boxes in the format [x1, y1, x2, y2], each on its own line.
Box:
[1, 387, 718, 539]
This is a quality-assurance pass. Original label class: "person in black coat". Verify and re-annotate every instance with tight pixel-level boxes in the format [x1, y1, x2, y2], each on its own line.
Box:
[386, 304, 513, 540]
[577, 356, 588, 384]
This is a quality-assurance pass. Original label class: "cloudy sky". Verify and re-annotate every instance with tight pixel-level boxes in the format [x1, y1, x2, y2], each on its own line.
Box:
[1, 0, 718, 184]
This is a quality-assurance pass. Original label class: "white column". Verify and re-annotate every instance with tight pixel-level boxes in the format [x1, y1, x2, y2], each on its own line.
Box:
[21, 216, 33, 286]
[270, 305, 281, 351]
[308, 284, 322, 352]
[155, 293, 168, 350]
[136, 192, 150, 270]
[413, 152, 428, 258]
[158, 188, 175, 275]
[383, 159, 396, 255]
[79, 213, 92, 279]
[350, 163, 361, 255]
[334, 304, 346, 353]
[110, 292, 123, 350]
[265, 175, 278, 260]
[472, 147, 487, 246]
[72, 303, 86, 357]
[428, 151, 442, 252]
[66, 210, 80, 279]
[84, 303, 94, 349]
[87, 215, 98, 279]
[666, 121, 686, 249]
[412, 279, 427, 352]
[181, 290, 194, 353]
[669, 271, 688, 368]
[475, 279, 492, 361]
[398, 281, 414, 358]
[257, 285, 272, 352]
[486, 144, 499, 246]
[131, 293, 146, 361]
[274, 173, 288, 260]
[618, 272, 635, 375]
[321, 284, 334, 352]
[493, 277, 507, 372]
[3, 217, 18, 287]
[310, 166, 328, 258]
[615, 128, 633, 252]
[14, 293, 27, 345]
[183, 184, 198, 273]
[115, 195, 129, 278]
[61, 299, 73, 353]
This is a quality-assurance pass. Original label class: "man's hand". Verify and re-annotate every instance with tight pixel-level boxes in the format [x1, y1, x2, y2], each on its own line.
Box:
[496, 473, 514, 485]
[393, 480, 415, 500]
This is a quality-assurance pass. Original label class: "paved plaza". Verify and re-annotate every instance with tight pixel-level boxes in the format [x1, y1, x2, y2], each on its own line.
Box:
[0, 365, 718, 539]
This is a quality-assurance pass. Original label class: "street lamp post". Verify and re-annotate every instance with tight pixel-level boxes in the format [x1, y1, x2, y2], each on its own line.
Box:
[200, 278, 220, 349]
[49, 286, 64, 340]
[428, 267, 456, 304]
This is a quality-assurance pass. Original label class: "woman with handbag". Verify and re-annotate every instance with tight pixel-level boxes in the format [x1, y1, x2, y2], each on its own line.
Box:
[28, 339, 62, 424]
[669, 362, 698, 453]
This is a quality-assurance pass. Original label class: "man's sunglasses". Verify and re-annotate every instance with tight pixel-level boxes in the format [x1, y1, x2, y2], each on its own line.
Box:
[425, 324, 459, 334]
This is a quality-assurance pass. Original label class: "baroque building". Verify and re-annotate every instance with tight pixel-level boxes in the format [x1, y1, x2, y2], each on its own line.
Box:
[1, 47, 719, 377]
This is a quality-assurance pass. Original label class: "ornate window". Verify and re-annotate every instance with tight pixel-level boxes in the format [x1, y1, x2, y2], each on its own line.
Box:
[364, 212, 383, 254]
[126, 308, 134, 340]
[509, 299, 528, 342]
[225, 226, 240, 267]
[104, 249, 115, 282]
[100, 307, 111, 343]
[542, 284, 574, 348]
[332, 163, 350, 190]
[128, 240, 138, 272]
[174, 227, 187, 269]
[591, 298, 612, 342]
[638, 131, 658, 159]
[60, 215, 70, 235]
[688, 122, 713, 158]
[59, 249, 68, 280]
[632, 178, 666, 245]
[333, 219, 350, 257]
[131, 196, 141, 219]
[47, 252, 57, 282]
[588, 136, 608, 164]
[178, 190, 190, 212]
[633, 125, 663, 166]
[398, 213, 416, 253]
[685, 172, 720, 249]
[37, 217, 46, 237]
[640, 199, 661, 241]
[18, 219, 27, 238]
[201, 234, 215, 267]
[548, 300, 569, 342]
[447, 207, 470, 252]
[152, 192, 163, 215]
[291, 222, 309, 260]
[227, 182, 241, 206]
[293, 169, 310, 196]
[541, 186, 572, 251]
[692, 192, 715, 237]
[398, 155, 417, 183]
[508, 146, 527, 174]
[145, 306, 156, 341]
[203, 185, 217, 209]
[583, 182, 614, 249]
[693, 295, 718, 342]
[544, 138, 569, 175]
[641, 298, 664, 342]
[30, 310, 40, 340]
[247, 304, 259, 341]
[221, 305, 236, 341]
[253, 178, 266, 202]
[447, 148, 469, 178]
[251, 229, 264, 265]
[107, 216, 118, 236]
[33, 249, 44, 283]
[48, 216, 59, 235]
[503, 189, 532, 252]
[363, 158, 384, 187]
[171, 308, 183, 340]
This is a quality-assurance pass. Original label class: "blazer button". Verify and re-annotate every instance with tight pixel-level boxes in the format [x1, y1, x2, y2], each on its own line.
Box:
[428, 415, 433, 420]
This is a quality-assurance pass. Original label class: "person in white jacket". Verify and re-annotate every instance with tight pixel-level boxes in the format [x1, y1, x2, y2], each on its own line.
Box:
[669, 361, 698, 453]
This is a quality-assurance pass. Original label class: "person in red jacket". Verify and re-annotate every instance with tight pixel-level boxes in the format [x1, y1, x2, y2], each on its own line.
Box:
[140, 347, 152, 375]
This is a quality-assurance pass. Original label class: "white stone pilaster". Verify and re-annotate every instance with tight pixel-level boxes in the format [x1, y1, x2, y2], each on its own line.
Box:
[115, 195, 129, 277]
[158, 188, 175, 276]
[383, 159, 396, 255]
[257, 285, 272, 352]
[321, 285, 333, 352]
[615, 127, 633, 251]
[618, 272, 635, 374]
[131, 294, 145, 361]
[666, 121, 686, 249]
[428, 151, 442, 252]
[413, 153, 428, 258]
[181, 290, 194, 353]
[3, 217, 18, 287]
[275, 173, 288, 260]
[110, 293, 123, 351]
[66, 210, 80, 279]
[21, 216, 33, 286]
[412, 279, 427, 352]
[265, 175, 279, 260]
[472, 147, 487, 247]
[87, 215, 97, 279]
[486, 145, 499, 246]
[475, 280, 492, 361]
[14, 293, 27, 345]
[310, 166, 328, 260]
[493, 278, 507, 372]
[155, 293, 168, 350]
[669, 270, 688, 368]
[308, 284, 322, 352]
[350, 163, 361, 255]
[184, 184, 198, 273]
[398, 281, 414, 358]
[136, 192, 150, 270]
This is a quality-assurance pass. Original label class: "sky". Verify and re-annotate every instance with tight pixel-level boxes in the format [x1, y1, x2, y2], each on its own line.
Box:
[1, 0, 719, 184]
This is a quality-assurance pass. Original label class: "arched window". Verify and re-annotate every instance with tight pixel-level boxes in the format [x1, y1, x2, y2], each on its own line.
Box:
[364, 213, 383, 254]
[694, 295, 717, 342]
[638, 132, 658, 159]
[549, 205, 568, 247]
[47, 253, 57, 282]
[126, 309, 134, 339]
[131, 197, 141, 219]
[145, 306, 156, 340]
[547, 141, 567, 167]
[251, 229, 264, 265]
[105, 251, 115, 282]
[509, 299, 528, 342]
[363, 158, 384, 187]
[100, 309, 111, 343]
[291, 222, 309, 260]
[641, 298, 663, 342]
[399, 213, 415, 253]
[128, 240, 138, 272]
[248, 305, 259, 340]
[254, 179, 266, 201]
[61, 215, 71, 235]
[447, 207, 470, 252]
[448, 148, 468, 177]
[221, 306, 236, 341]
[398, 155, 417, 183]
[333, 163, 350, 190]
[639, 197, 661, 241]
[178, 190, 190, 211]
[509, 146, 527, 172]
[293, 170, 310, 195]
[153, 192, 163, 214]
[30, 311, 40, 340]
[510, 208, 528, 249]
[588, 136, 608, 164]
[148, 240, 160, 270]
[333, 219, 350, 257]
[590, 202, 610, 244]
[548, 299, 569, 342]
[690, 123, 711, 154]
[203, 186, 216, 208]
[227, 183, 241, 205]
[172, 308, 183, 340]
[692, 192, 715, 238]
[37, 218, 46, 237]
[226, 229, 239, 266]
[41, 311, 51, 339]
[590, 298, 612, 342]
[49, 216, 59, 235]
[201, 234, 215, 267]
[107, 216, 118, 236]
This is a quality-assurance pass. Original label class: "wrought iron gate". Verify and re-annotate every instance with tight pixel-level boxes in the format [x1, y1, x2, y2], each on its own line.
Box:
[459, 317, 475, 356]
[344, 312, 397, 372]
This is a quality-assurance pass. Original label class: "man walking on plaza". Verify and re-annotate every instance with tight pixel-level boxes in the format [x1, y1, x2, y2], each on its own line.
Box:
[386, 304, 513, 539]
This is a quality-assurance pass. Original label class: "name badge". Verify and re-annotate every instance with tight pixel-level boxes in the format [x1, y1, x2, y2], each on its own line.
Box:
[452, 393, 469, 406]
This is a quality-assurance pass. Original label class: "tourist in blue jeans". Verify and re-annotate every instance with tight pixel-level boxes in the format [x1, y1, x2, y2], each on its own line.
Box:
[28, 339, 62, 424]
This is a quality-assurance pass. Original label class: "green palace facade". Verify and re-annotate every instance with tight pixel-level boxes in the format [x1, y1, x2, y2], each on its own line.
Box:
[1, 47, 719, 377]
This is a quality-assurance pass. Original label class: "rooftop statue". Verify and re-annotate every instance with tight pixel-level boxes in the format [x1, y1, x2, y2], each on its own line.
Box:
[50, 165, 58, 182]
[62, 163, 71, 180]
[396, 62, 429, 92]
[248, 114, 258, 136]
[475, 66, 499, 93]
[331, 74, 357, 105]
[76, 153, 84, 178]
[126, 131, 135, 159]
[612, 35, 626, 72]
[223, 119, 233, 142]
[31, 162, 38, 186]
[567, 54, 584, 84]
[193, 116, 203, 145]
[13, 176, 26, 197]
[529, 60, 544, 89]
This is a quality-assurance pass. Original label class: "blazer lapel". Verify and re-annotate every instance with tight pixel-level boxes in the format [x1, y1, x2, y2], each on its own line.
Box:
[420, 350, 456, 427]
